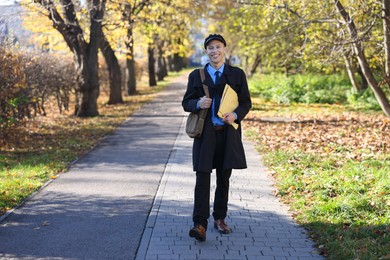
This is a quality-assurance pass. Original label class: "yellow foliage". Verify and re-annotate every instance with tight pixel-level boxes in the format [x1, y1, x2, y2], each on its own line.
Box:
[20, 0, 70, 53]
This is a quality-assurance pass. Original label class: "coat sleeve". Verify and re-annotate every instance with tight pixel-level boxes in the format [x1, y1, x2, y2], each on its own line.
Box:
[234, 69, 252, 122]
[182, 69, 202, 113]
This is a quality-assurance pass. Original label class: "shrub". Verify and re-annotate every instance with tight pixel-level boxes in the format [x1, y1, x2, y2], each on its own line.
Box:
[249, 73, 353, 105]
[347, 88, 384, 110]
[0, 47, 28, 130]
[21, 51, 76, 115]
[0, 47, 76, 143]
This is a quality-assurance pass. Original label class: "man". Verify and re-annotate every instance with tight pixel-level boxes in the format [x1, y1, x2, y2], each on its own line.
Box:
[182, 34, 252, 241]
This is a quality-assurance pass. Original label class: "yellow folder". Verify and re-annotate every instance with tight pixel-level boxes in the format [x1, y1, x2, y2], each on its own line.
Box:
[217, 85, 239, 129]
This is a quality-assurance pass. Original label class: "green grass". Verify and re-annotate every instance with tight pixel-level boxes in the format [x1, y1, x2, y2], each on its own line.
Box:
[0, 153, 66, 211]
[244, 97, 389, 259]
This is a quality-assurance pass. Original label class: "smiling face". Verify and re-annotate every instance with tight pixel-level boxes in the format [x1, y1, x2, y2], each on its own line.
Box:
[205, 40, 226, 69]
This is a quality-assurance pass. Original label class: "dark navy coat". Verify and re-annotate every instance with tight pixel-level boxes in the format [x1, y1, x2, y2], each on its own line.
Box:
[182, 63, 252, 172]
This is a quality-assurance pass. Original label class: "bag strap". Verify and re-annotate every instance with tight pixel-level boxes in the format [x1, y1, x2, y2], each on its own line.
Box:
[199, 68, 210, 98]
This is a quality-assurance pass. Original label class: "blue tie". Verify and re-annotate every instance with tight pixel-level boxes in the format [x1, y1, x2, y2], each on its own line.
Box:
[214, 71, 221, 117]
[215, 71, 221, 85]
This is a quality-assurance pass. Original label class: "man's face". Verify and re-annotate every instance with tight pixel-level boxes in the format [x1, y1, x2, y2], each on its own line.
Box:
[205, 40, 226, 66]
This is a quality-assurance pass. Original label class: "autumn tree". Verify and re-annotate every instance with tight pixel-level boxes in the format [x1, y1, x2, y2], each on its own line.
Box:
[117, 0, 150, 95]
[334, 0, 390, 117]
[22, 0, 123, 106]
[27, 0, 106, 117]
[219, 0, 390, 117]
[140, 0, 196, 86]
[162, 1, 205, 72]
[141, 2, 164, 86]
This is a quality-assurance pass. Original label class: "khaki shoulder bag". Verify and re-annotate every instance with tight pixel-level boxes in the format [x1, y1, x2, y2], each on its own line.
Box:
[185, 68, 210, 138]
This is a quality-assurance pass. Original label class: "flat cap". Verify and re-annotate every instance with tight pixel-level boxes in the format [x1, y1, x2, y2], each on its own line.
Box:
[204, 34, 226, 49]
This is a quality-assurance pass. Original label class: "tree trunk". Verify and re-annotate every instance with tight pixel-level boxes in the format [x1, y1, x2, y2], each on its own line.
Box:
[77, 86, 99, 117]
[356, 67, 368, 90]
[249, 54, 262, 77]
[126, 26, 136, 95]
[156, 44, 167, 81]
[172, 53, 184, 72]
[148, 43, 157, 87]
[76, 0, 106, 117]
[126, 59, 136, 95]
[101, 37, 123, 104]
[383, 0, 390, 78]
[162, 57, 168, 77]
[172, 37, 184, 72]
[244, 55, 249, 74]
[335, 0, 390, 117]
[167, 55, 174, 72]
[71, 46, 91, 116]
[73, 37, 99, 117]
[343, 53, 363, 92]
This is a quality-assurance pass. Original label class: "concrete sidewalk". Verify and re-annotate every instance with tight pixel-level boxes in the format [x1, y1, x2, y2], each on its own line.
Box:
[0, 73, 323, 260]
[134, 119, 323, 260]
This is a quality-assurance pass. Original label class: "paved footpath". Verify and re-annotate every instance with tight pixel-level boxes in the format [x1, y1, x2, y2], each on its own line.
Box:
[0, 73, 323, 260]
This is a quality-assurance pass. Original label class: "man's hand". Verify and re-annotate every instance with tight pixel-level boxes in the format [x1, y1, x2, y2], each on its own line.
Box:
[222, 112, 236, 125]
[198, 96, 212, 109]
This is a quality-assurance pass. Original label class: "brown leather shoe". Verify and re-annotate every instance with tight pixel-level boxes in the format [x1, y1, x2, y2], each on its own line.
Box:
[189, 224, 206, 241]
[214, 219, 232, 234]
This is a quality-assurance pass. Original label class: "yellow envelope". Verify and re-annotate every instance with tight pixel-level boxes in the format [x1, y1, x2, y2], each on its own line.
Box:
[217, 85, 239, 129]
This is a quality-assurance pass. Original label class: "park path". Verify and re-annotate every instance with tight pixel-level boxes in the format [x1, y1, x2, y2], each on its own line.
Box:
[0, 73, 323, 260]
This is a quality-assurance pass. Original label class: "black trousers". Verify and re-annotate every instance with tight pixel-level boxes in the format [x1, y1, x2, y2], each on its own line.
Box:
[192, 130, 232, 229]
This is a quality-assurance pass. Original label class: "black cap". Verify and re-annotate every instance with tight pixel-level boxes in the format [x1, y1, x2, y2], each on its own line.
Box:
[204, 34, 226, 49]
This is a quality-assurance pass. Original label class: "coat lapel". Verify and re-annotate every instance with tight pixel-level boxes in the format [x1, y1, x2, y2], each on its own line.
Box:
[203, 63, 228, 96]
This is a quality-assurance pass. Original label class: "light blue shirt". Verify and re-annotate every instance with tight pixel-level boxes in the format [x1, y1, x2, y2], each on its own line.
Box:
[207, 63, 225, 85]
[206, 64, 225, 126]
